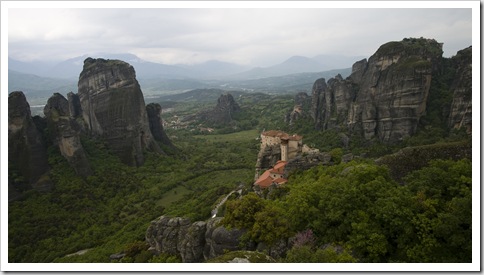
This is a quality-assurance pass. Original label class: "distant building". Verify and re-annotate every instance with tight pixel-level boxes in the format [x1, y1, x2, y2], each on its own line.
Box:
[260, 130, 302, 161]
[254, 160, 288, 188]
[254, 130, 303, 189]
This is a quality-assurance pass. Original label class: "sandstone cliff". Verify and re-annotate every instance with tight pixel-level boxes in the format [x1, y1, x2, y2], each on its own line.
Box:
[285, 92, 311, 125]
[311, 38, 446, 143]
[145, 216, 247, 263]
[77, 58, 162, 166]
[145, 215, 292, 262]
[197, 93, 241, 126]
[43, 93, 93, 177]
[146, 103, 175, 149]
[448, 46, 472, 133]
[8, 91, 51, 195]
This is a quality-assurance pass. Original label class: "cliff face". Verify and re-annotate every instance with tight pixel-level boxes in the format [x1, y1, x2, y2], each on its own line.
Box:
[78, 58, 162, 166]
[448, 46, 472, 133]
[145, 215, 292, 262]
[43, 93, 92, 177]
[146, 103, 174, 148]
[145, 216, 247, 263]
[285, 92, 310, 126]
[197, 93, 241, 126]
[8, 91, 51, 194]
[311, 38, 445, 143]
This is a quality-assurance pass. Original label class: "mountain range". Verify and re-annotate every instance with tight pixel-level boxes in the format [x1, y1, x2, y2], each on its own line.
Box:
[8, 53, 361, 81]
[8, 53, 357, 106]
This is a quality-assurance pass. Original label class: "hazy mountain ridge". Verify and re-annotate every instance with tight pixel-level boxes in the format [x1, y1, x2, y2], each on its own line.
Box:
[9, 53, 361, 81]
[8, 53, 357, 103]
[227, 55, 358, 80]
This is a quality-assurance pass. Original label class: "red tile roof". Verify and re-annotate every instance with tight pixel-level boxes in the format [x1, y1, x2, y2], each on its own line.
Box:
[270, 161, 287, 174]
[254, 170, 274, 188]
[254, 161, 288, 188]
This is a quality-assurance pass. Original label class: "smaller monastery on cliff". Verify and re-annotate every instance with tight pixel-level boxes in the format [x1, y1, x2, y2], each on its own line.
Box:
[254, 130, 303, 189]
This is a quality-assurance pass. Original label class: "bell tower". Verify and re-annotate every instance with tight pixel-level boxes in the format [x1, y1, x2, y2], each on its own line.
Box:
[281, 138, 289, 162]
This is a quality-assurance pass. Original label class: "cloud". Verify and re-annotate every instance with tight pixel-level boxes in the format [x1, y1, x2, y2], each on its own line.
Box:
[7, 7, 473, 66]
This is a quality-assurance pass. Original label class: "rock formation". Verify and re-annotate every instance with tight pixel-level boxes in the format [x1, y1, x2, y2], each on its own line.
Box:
[145, 216, 247, 263]
[145, 214, 295, 263]
[146, 103, 174, 148]
[8, 91, 51, 194]
[285, 92, 310, 125]
[311, 38, 445, 143]
[448, 46, 472, 133]
[77, 58, 162, 166]
[43, 93, 92, 177]
[197, 93, 241, 126]
[283, 151, 332, 175]
[67, 92, 82, 119]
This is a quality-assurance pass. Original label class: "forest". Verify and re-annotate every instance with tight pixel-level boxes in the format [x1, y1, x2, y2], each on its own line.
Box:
[8, 80, 472, 264]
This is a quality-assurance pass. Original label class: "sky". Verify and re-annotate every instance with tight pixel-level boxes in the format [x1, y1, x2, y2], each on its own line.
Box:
[4, 2, 476, 68]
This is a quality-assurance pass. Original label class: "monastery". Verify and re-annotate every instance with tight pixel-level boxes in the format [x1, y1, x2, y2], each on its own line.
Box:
[254, 130, 303, 189]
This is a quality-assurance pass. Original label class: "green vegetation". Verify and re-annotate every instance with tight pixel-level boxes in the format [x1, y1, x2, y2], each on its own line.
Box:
[9, 123, 259, 263]
[377, 38, 443, 57]
[8, 86, 472, 264]
[222, 158, 472, 263]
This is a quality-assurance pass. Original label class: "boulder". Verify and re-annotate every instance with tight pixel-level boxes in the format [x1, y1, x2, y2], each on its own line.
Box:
[179, 221, 207, 263]
[146, 216, 246, 263]
[204, 219, 245, 260]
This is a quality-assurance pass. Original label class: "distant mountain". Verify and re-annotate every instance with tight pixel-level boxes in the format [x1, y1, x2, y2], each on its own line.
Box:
[8, 54, 247, 80]
[223, 68, 352, 94]
[9, 53, 362, 82]
[181, 60, 250, 78]
[158, 88, 247, 103]
[228, 55, 362, 80]
[8, 58, 57, 77]
[8, 70, 77, 99]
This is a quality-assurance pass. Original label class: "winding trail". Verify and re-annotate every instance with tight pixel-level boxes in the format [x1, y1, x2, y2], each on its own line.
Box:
[211, 186, 243, 218]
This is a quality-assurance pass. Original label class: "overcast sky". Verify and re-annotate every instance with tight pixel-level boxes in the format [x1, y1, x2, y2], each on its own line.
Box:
[6, 3, 474, 67]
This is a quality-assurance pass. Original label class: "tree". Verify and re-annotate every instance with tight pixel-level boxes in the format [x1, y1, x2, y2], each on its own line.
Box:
[222, 192, 266, 230]
[251, 203, 293, 245]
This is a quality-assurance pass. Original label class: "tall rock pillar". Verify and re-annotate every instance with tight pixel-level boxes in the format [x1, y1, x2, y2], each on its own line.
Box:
[77, 58, 162, 166]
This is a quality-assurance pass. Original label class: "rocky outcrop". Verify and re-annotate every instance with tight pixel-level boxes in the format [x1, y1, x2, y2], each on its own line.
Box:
[198, 93, 241, 126]
[311, 38, 444, 143]
[67, 92, 82, 119]
[146, 103, 174, 148]
[44, 93, 92, 177]
[8, 91, 51, 194]
[146, 216, 247, 263]
[311, 75, 357, 131]
[77, 58, 162, 166]
[283, 151, 332, 175]
[285, 92, 310, 125]
[448, 46, 472, 133]
[255, 145, 281, 178]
